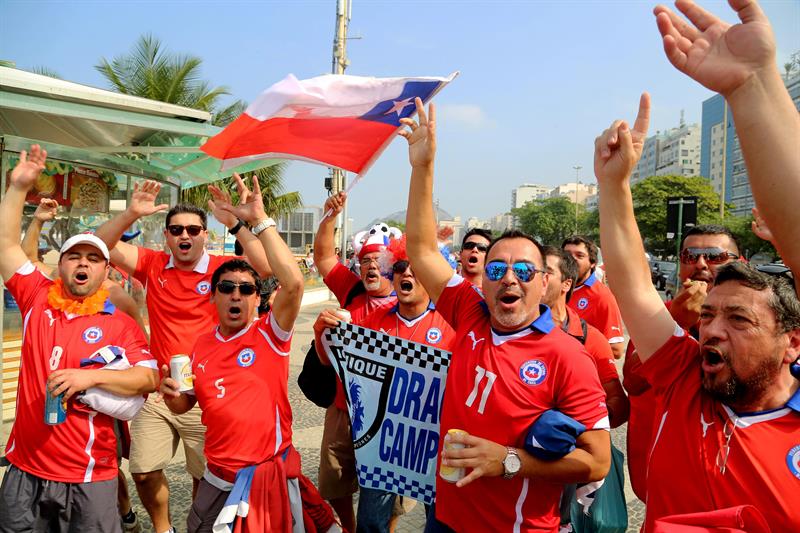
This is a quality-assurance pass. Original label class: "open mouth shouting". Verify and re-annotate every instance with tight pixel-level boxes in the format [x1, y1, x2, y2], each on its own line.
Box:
[701, 345, 727, 374]
[73, 271, 90, 285]
[178, 242, 192, 253]
[226, 305, 243, 321]
[399, 279, 414, 295]
[497, 291, 521, 310]
[468, 256, 479, 265]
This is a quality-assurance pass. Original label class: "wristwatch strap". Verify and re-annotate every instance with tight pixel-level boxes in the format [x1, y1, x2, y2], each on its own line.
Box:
[252, 217, 277, 236]
[228, 219, 245, 235]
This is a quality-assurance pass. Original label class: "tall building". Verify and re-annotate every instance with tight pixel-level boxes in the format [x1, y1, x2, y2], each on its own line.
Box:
[490, 213, 513, 233]
[276, 206, 322, 253]
[511, 183, 551, 210]
[547, 182, 597, 205]
[631, 116, 701, 184]
[701, 73, 800, 216]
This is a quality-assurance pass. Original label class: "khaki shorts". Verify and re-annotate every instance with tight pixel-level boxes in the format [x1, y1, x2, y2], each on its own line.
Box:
[318, 405, 358, 500]
[129, 395, 206, 479]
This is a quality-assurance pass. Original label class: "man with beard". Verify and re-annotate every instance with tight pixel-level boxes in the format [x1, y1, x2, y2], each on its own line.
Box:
[313, 192, 397, 532]
[562, 236, 625, 359]
[314, 242, 455, 532]
[0, 146, 158, 532]
[459, 229, 492, 288]
[596, 88, 799, 529]
[402, 99, 610, 532]
[622, 224, 740, 501]
[95, 178, 271, 533]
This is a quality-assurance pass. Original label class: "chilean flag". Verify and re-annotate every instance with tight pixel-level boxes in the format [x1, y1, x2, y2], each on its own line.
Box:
[201, 72, 457, 175]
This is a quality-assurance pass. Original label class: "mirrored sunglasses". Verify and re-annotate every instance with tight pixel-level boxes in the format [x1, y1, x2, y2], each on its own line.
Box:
[680, 248, 738, 265]
[484, 261, 541, 282]
[215, 280, 258, 295]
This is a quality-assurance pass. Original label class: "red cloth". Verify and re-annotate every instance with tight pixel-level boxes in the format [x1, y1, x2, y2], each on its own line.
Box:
[653, 505, 771, 533]
[299, 474, 338, 533]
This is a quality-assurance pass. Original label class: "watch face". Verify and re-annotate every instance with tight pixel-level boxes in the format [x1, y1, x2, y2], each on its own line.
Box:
[506, 453, 521, 474]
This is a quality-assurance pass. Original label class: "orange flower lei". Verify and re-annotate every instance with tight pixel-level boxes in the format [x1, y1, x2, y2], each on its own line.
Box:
[47, 278, 110, 316]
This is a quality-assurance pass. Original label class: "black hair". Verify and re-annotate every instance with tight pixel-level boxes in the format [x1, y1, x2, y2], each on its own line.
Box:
[542, 245, 579, 303]
[714, 262, 800, 332]
[165, 203, 207, 229]
[486, 229, 545, 268]
[562, 235, 598, 265]
[680, 224, 740, 255]
[210, 259, 261, 293]
[462, 228, 493, 248]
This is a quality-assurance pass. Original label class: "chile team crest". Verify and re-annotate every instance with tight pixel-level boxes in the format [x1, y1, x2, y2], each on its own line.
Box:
[425, 328, 442, 345]
[237, 348, 256, 367]
[787, 445, 800, 480]
[82, 326, 103, 344]
[519, 359, 547, 386]
[196, 281, 212, 295]
[577, 297, 589, 310]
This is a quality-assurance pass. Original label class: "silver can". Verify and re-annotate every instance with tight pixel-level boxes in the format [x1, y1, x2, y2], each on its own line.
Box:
[335, 308, 351, 324]
[440, 429, 467, 483]
[170, 354, 194, 392]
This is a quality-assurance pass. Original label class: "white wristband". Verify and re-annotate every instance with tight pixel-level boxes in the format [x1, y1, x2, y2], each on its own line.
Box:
[251, 217, 276, 236]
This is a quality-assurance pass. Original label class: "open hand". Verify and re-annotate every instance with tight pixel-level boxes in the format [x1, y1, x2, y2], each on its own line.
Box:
[441, 431, 507, 488]
[34, 198, 59, 222]
[129, 180, 169, 218]
[208, 182, 237, 227]
[219, 174, 267, 225]
[9, 145, 47, 190]
[594, 93, 650, 185]
[654, 0, 775, 97]
[399, 97, 436, 169]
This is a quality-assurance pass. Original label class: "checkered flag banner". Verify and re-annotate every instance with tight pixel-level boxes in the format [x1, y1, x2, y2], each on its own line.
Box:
[320, 322, 451, 505]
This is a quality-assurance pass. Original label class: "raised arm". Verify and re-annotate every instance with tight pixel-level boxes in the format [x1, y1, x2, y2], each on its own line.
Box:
[313, 192, 346, 278]
[219, 175, 304, 332]
[208, 179, 272, 278]
[94, 180, 169, 275]
[21, 198, 58, 269]
[654, 0, 800, 274]
[596, 94, 676, 363]
[401, 98, 453, 303]
[0, 146, 47, 281]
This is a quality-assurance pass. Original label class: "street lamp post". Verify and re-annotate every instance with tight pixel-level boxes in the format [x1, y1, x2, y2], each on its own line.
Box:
[573, 165, 582, 233]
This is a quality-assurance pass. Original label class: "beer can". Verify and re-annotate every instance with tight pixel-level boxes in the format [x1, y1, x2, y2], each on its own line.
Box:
[440, 429, 467, 483]
[44, 384, 67, 426]
[335, 308, 351, 324]
[170, 354, 194, 392]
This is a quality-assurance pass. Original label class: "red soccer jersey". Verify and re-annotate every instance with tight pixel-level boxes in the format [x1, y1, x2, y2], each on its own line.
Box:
[640, 331, 800, 531]
[324, 262, 397, 409]
[4, 262, 154, 483]
[563, 307, 618, 384]
[133, 248, 239, 367]
[434, 276, 609, 532]
[357, 301, 456, 352]
[190, 312, 293, 481]
[568, 271, 625, 346]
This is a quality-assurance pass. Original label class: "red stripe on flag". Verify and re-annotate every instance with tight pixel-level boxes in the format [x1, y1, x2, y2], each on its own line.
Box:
[201, 114, 398, 174]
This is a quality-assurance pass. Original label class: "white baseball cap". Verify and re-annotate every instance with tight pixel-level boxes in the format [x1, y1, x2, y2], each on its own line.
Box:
[60, 234, 111, 262]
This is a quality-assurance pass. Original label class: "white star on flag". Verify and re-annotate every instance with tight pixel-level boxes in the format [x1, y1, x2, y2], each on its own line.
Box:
[383, 97, 414, 116]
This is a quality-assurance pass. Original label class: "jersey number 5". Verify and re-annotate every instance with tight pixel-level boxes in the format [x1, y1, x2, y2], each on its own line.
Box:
[215, 378, 225, 399]
[465, 365, 496, 415]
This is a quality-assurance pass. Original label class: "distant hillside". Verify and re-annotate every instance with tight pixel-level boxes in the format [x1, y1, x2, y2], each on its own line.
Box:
[360, 205, 454, 232]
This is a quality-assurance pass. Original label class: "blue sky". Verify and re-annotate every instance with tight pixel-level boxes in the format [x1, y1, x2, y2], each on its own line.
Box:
[2, 0, 799, 230]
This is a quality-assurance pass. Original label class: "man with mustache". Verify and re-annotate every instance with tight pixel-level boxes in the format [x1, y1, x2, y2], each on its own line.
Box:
[459, 228, 492, 288]
[314, 241, 455, 532]
[95, 178, 271, 533]
[0, 146, 158, 532]
[402, 99, 610, 532]
[313, 193, 398, 532]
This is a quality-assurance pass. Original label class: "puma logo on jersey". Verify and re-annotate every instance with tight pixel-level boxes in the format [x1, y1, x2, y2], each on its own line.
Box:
[196, 361, 207, 373]
[611, 326, 622, 332]
[157, 277, 167, 288]
[44, 309, 56, 327]
[700, 412, 714, 438]
[468, 331, 484, 350]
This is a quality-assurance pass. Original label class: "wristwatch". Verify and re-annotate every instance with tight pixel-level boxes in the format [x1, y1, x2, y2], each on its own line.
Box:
[503, 447, 521, 479]
[251, 217, 276, 236]
[228, 219, 245, 235]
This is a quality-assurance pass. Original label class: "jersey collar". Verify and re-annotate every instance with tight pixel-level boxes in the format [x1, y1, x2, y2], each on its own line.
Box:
[390, 300, 435, 326]
[165, 249, 211, 273]
[786, 387, 800, 413]
[491, 304, 554, 337]
[576, 270, 598, 290]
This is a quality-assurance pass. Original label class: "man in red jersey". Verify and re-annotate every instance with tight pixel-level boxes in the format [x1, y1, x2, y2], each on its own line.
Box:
[314, 241, 456, 532]
[596, 77, 799, 532]
[0, 146, 158, 532]
[158, 175, 308, 532]
[313, 193, 397, 532]
[562, 236, 625, 360]
[95, 178, 272, 533]
[541, 246, 628, 428]
[401, 99, 610, 533]
[459, 228, 492, 288]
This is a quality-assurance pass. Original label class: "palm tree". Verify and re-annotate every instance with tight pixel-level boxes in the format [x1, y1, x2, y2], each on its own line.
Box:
[96, 34, 302, 213]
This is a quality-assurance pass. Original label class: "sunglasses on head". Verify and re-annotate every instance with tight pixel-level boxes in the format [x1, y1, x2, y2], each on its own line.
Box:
[484, 260, 542, 282]
[392, 260, 410, 274]
[167, 224, 204, 237]
[755, 263, 794, 281]
[463, 242, 489, 253]
[215, 280, 258, 295]
[680, 248, 738, 265]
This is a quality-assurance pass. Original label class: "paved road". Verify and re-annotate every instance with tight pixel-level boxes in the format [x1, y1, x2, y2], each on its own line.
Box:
[2, 298, 645, 532]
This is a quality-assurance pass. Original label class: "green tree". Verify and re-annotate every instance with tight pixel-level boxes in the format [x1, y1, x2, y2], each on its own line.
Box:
[385, 219, 406, 233]
[513, 197, 588, 246]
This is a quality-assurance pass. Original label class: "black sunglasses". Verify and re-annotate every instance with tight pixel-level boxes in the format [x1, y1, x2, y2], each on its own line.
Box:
[167, 224, 204, 237]
[215, 280, 258, 295]
[680, 248, 739, 265]
[485, 260, 542, 283]
[392, 260, 410, 274]
[463, 242, 489, 253]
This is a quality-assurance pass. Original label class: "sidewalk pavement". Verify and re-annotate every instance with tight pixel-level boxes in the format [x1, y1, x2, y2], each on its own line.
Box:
[0, 296, 645, 532]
